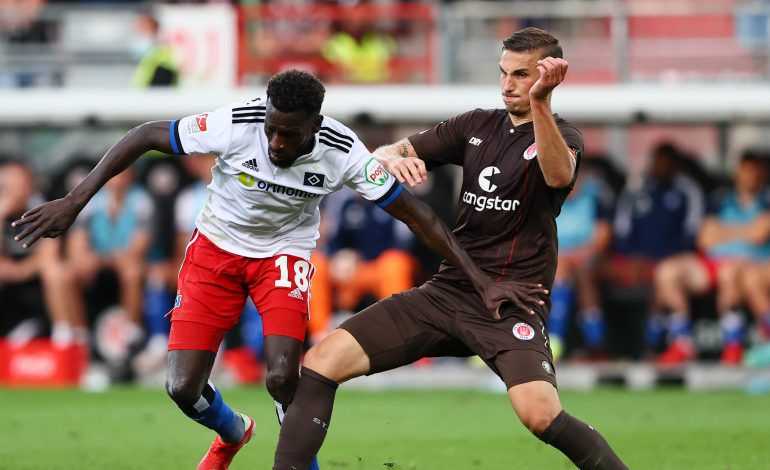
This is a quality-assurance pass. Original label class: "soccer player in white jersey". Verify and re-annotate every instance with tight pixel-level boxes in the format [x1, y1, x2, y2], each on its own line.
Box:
[13, 70, 543, 469]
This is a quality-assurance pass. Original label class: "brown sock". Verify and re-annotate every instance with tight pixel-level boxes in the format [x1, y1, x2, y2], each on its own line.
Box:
[273, 367, 338, 470]
[538, 410, 628, 470]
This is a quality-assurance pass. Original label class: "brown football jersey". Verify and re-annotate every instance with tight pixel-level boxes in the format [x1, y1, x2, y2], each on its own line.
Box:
[409, 108, 583, 298]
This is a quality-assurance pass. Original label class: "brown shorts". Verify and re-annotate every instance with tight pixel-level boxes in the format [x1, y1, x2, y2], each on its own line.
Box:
[340, 281, 556, 389]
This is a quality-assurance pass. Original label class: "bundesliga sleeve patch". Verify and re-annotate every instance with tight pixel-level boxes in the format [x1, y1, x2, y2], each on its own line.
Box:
[186, 113, 209, 135]
[365, 158, 390, 186]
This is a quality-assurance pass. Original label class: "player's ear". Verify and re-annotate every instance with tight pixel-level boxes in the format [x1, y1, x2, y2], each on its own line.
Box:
[312, 115, 323, 134]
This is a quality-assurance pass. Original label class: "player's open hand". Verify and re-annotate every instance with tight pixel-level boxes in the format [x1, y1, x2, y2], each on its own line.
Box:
[11, 196, 82, 248]
[481, 281, 549, 320]
[385, 156, 428, 188]
[529, 57, 569, 102]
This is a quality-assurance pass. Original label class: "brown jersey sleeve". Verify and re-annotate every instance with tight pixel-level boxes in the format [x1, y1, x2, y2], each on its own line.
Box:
[407, 110, 480, 168]
[559, 123, 584, 160]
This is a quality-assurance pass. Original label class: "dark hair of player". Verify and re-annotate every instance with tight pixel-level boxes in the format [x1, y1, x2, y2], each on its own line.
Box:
[502, 27, 563, 60]
[266, 69, 326, 116]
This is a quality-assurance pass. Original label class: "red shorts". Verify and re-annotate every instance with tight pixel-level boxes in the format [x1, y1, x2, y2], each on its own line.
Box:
[168, 230, 314, 352]
[697, 253, 721, 290]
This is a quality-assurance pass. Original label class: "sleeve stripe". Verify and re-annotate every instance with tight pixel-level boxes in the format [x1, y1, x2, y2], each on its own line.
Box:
[319, 132, 353, 149]
[170, 120, 184, 154]
[319, 138, 351, 154]
[320, 126, 354, 144]
[374, 182, 403, 209]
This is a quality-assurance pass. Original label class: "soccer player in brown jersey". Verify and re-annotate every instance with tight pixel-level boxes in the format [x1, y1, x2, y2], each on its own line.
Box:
[273, 28, 628, 470]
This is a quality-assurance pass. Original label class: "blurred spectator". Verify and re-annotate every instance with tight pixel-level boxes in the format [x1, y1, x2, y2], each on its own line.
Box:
[739, 258, 770, 368]
[612, 143, 704, 269]
[131, 156, 188, 376]
[0, 0, 58, 87]
[130, 13, 178, 88]
[68, 167, 153, 366]
[0, 161, 86, 346]
[550, 162, 615, 360]
[321, 2, 397, 83]
[172, 155, 215, 272]
[248, 1, 332, 80]
[310, 189, 416, 341]
[654, 152, 770, 366]
[604, 143, 705, 359]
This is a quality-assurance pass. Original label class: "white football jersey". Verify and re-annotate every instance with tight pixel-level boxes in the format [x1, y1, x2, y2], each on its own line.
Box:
[170, 97, 402, 260]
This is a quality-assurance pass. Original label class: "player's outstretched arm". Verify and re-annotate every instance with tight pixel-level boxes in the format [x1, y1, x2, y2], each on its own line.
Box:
[382, 189, 547, 319]
[373, 138, 427, 188]
[12, 121, 174, 248]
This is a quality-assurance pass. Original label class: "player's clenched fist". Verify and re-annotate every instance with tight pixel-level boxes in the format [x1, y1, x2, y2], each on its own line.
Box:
[529, 57, 569, 102]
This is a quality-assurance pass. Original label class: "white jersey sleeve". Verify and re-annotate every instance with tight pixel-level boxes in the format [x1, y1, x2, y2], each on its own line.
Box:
[171, 105, 234, 156]
[342, 138, 403, 209]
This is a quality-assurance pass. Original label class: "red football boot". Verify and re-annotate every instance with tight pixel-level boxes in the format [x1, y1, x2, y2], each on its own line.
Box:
[197, 414, 255, 470]
[720, 343, 743, 366]
[658, 338, 696, 366]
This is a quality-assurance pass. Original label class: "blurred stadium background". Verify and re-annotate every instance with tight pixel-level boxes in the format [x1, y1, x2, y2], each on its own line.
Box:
[2, 0, 770, 468]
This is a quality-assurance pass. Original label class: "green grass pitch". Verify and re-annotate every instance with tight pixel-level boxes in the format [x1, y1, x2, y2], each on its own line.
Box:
[1, 386, 768, 469]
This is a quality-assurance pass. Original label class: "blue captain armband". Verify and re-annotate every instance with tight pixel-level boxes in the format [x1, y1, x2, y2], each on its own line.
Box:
[374, 182, 403, 209]
[169, 120, 184, 155]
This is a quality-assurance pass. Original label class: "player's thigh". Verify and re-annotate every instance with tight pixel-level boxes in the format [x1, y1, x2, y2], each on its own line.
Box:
[304, 329, 372, 384]
[715, 259, 746, 288]
[453, 304, 558, 389]
[491, 347, 558, 391]
[676, 254, 712, 294]
[172, 232, 249, 329]
[248, 254, 312, 343]
[340, 286, 466, 376]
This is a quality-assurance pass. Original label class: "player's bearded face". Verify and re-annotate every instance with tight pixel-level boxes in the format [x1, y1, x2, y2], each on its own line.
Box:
[264, 105, 320, 168]
[499, 50, 540, 117]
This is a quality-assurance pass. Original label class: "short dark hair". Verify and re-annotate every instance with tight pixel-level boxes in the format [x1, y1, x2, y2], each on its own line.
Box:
[653, 142, 682, 160]
[266, 69, 325, 116]
[502, 27, 563, 59]
[741, 148, 770, 164]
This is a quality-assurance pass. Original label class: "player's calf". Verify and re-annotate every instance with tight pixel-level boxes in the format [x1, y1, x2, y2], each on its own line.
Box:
[170, 379, 246, 444]
[537, 410, 628, 470]
[273, 367, 338, 470]
[510, 381, 627, 469]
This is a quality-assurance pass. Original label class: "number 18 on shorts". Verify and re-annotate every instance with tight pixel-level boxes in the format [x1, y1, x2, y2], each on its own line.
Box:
[169, 231, 315, 350]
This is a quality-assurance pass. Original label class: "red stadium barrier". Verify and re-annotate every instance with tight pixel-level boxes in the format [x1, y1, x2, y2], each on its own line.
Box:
[237, 2, 438, 84]
[0, 339, 88, 388]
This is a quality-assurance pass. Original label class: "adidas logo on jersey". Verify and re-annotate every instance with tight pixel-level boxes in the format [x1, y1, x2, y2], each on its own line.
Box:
[242, 159, 259, 172]
[288, 287, 304, 301]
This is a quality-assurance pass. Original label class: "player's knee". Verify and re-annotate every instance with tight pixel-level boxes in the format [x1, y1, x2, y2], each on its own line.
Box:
[303, 343, 344, 381]
[165, 377, 202, 409]
[302, 343, 328, 370]
[654, 260, 678, 287]
[265, 368, 299, 404]
[116, 261, 143, 283]
[519, 408, 560, 436]
[303, 331, 369, 383]
[741, 267, 762, 290]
